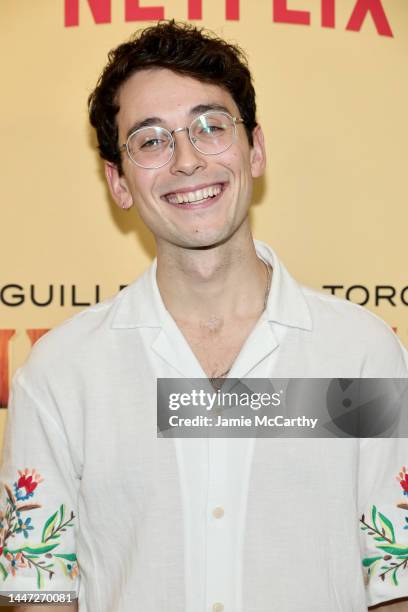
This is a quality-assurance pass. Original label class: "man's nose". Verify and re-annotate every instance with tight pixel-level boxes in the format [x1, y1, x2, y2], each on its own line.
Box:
[169, 129, 206, 176]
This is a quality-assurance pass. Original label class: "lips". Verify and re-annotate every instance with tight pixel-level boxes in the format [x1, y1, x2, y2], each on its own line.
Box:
[163, 183, 225, 205]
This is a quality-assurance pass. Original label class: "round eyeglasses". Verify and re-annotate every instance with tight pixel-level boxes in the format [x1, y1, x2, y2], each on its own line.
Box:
[120, 111, 245, 169]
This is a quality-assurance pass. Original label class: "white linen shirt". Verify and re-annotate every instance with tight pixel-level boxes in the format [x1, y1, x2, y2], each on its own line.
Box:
[1, 241, 408, 612]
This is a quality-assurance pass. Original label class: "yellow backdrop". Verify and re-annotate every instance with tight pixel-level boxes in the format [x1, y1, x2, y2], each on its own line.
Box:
[1, 0, 407, 446]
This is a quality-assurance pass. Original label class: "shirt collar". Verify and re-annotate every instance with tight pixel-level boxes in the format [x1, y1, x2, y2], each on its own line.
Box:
[255, 240, 313, 331]
[111, 240, 313, 332]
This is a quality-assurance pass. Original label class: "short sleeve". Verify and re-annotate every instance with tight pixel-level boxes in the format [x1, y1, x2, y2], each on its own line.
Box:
[0, 376, 80, 596]
[359, 436, 408, 607]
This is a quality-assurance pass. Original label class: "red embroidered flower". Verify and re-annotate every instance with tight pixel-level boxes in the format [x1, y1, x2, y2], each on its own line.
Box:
[396, 466, 408, 497]
[18, 475, 37, 494]
[15, 469, 43, 501]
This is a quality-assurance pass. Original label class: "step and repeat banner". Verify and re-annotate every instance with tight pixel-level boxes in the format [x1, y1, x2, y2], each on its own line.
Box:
[1, 1, 407, 444]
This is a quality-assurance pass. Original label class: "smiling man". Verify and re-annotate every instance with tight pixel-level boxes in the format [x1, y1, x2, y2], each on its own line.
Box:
[103, 64, 268, 384]
[1, 20, 408, 612]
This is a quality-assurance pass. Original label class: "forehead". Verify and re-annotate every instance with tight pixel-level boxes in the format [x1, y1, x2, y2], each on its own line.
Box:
[116, 68, 238, 136]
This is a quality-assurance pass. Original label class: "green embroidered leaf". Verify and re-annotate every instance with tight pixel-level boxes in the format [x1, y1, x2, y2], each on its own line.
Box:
[377, 545, 408, 556]
[392, 568, 399, 586]
[36, 567, 44, 590]
[378, 512, 395, 544]
[374, 536, 387, 542]
[362, 556, 382, 567]
[372, 506, 379, 531]
[48, 533, 61, 541]
[19, 543, 59, 555]
[54, 553, 77, 562]
[59, 504, 65, 524]
[42, 511, 59, 543]
[0, 562, 8, 580]
[58, 559, 69, 576]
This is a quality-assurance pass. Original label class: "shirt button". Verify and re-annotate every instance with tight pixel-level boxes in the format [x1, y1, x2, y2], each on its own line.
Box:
[212, 506, 224, 519]
[212, 603, 224, 612]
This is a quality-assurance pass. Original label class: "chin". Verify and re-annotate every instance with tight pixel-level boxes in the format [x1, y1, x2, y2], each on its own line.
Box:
[176, 228, 236, 250]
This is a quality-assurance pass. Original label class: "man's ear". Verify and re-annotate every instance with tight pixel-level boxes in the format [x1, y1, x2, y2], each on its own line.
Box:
[250, 124, 266, 179]
[105, 162, 134, 210]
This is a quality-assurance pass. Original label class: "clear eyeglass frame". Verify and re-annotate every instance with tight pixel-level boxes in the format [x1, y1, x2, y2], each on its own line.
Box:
[119, 110, 245, 170]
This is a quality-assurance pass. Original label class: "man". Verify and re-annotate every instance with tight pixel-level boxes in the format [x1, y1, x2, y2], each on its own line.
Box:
[1, 20, 407, 612]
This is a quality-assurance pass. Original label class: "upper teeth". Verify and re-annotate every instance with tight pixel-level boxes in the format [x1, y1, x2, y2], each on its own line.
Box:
[166, 185, 222, 204]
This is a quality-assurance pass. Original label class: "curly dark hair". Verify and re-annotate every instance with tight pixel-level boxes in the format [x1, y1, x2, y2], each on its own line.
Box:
[88, 20, 257, 174]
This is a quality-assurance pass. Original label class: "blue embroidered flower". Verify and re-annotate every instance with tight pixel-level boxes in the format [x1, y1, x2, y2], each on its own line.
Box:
[15, 517, 34, 539]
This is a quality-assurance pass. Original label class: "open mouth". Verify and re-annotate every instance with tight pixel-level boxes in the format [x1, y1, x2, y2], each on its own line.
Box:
[163, 183, 226, 207]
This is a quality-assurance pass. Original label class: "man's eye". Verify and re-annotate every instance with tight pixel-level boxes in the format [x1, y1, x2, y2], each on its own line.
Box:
[140, 138, 165, 150]
[201, 125, 224, 134]
[197, 124, 227, 138]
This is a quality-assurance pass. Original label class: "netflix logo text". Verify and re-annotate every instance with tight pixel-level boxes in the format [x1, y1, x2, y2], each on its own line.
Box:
[64, 0, 394, 37]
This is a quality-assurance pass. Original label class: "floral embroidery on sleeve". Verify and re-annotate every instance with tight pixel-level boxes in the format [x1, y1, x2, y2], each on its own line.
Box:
[0, 469, 78, 588]
[360, 466, 408, 586]
[396, 466, 408, 519]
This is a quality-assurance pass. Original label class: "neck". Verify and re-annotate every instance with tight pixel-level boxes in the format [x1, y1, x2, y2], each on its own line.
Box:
[155, 224, 270, 326]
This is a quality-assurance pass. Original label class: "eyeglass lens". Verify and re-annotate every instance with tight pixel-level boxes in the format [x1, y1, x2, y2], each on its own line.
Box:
[126, 112, 236, 169]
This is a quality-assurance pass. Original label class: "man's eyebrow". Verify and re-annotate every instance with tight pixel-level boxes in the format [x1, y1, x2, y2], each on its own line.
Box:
[124, 104, 233, 140]
[125, 117, 163, 140]
[189, 103, 232, 116]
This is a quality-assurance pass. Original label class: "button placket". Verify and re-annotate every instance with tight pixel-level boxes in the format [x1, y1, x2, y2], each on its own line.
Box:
[206, 438, 229, 611]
